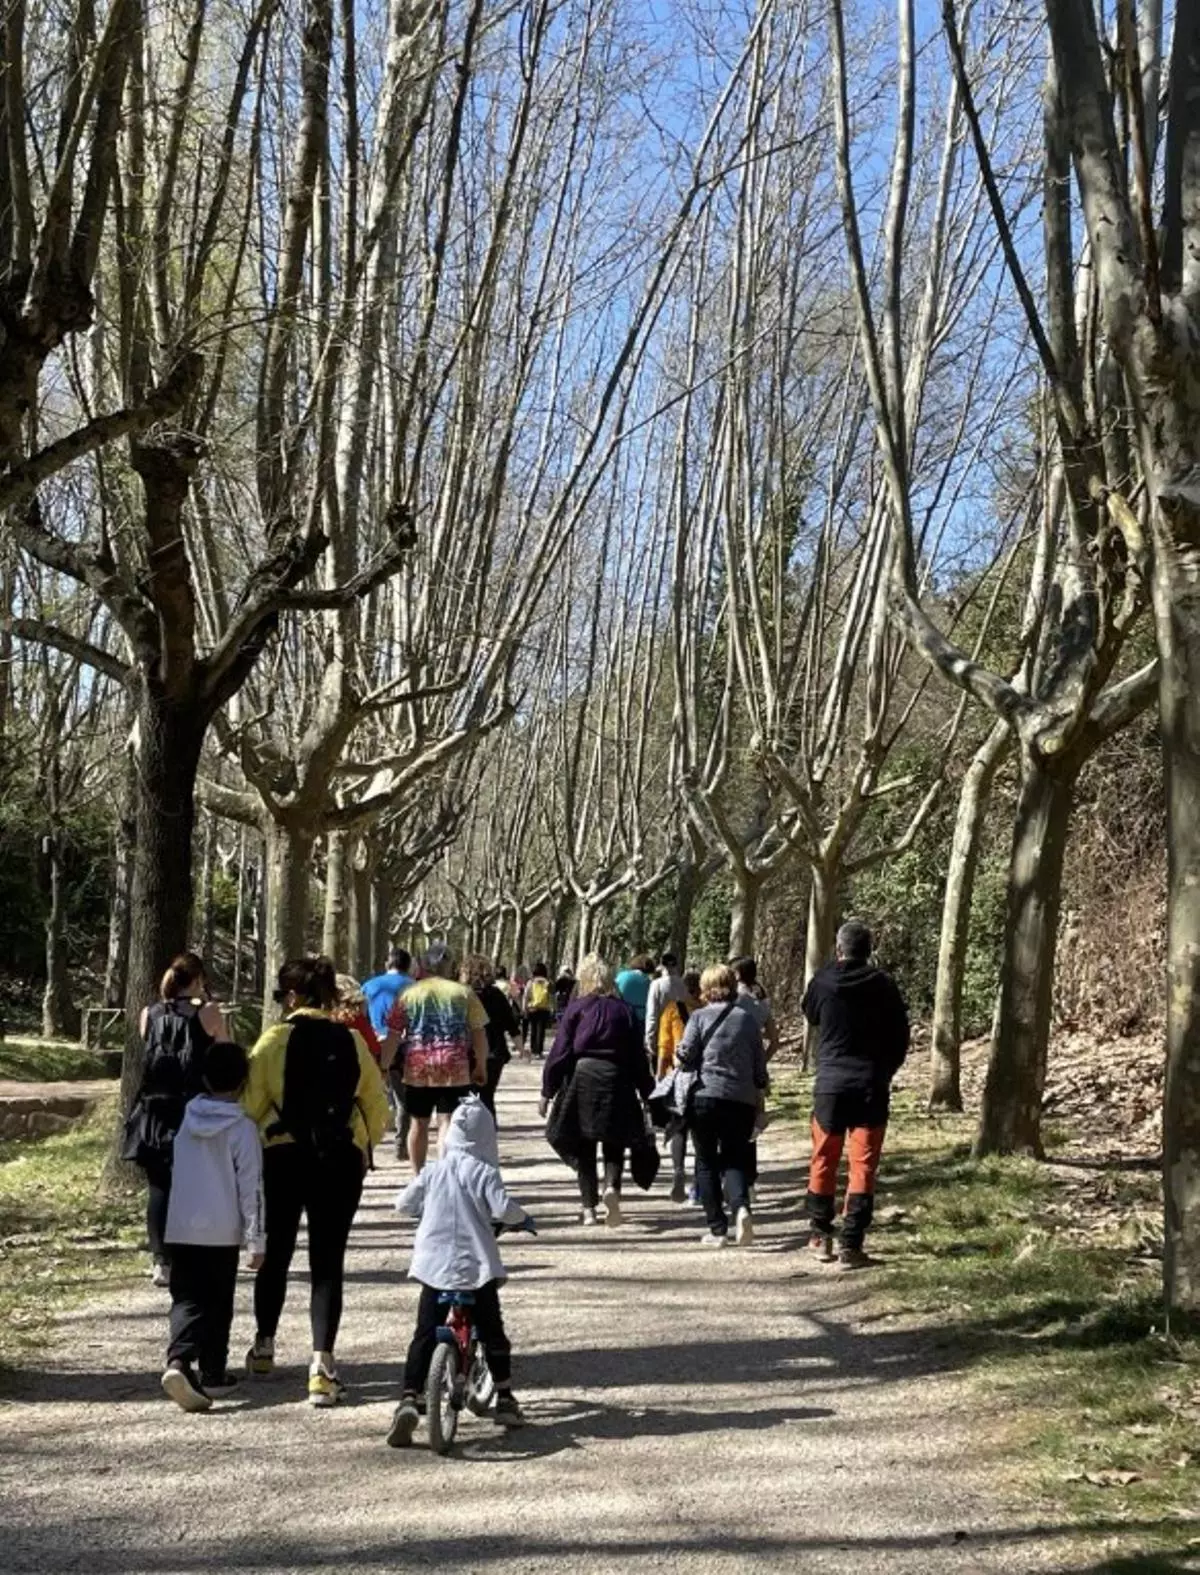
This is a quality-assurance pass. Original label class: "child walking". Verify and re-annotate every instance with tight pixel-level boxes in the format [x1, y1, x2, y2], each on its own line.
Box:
[161, 1041, 265, 1412]
[387, 1097, 531, 1447]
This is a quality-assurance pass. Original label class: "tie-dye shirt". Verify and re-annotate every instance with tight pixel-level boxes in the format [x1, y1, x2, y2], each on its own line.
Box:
[388, 978, 488, 1088]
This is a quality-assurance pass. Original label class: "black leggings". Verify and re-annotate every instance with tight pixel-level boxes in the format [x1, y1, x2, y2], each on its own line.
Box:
[577, 1142, 624, 1209]
[254, 1143, 364, 1353]
[480, 1057, 506, 1122]
[526, 1012, 551, 1058]
[143, 1153, 173, 1264]
[403, 1280, 511, 1391]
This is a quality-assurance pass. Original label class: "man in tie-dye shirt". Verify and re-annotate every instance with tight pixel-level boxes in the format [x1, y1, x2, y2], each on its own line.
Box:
[385, 944, 488, 1173]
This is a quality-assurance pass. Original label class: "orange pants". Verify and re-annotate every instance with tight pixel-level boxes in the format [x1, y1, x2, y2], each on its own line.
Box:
[807, 1118, 886, 1248]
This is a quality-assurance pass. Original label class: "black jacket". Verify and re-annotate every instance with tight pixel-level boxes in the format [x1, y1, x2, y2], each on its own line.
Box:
[802, 962, 909, 1096]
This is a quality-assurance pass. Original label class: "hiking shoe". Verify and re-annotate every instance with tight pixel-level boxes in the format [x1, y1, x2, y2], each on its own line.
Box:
[838, 1246, 872, 1271]
[245, 1335, 275, 1377]
[580, 1206, 600, 1225]
[493, 1393, 526, 1429]
[386, 1395, 420, 1448]
[308, 1362, 345, 1408]
[699, 1230, 729, 1248]
[601, 1187, 622, 1228]
[734, 1207, 755, 1247]
[200, 1370, 239, 1391]
[670, 1174, 688, 1205]
[161, 1364, 212, 1413]
[150, 1260, 170, 1289]
[809, 1232, 836, 1263]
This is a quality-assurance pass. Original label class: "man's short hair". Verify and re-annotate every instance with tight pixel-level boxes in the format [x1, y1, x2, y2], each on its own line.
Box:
[420, 942, 454, 978]
[660, 950, 678, 970]
[732, 955, 757, 986]
[836, 920, 873, 963]
[389, 947, 411, 973]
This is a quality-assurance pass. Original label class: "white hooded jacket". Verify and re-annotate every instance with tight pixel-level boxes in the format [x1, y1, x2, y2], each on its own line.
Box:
[165, 1095, 265, 1254]
[396, 1098, 526, 1289]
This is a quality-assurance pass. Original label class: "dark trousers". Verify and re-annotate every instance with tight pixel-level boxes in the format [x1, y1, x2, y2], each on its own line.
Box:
[669, 1126, 688, 1178]
[402, 1280, 511, 1391]
[577, 1142, 624, 1209]
[167, 1243, 239, 1381]
[527, 1011, 550, 1058]
[690, 1097, 756, 1236]
[143, 1153, 173, 1264]
[388, 1066, 411, 1157]
[254, 1143, 364, 1352]
[480, 1058, 505, 1122]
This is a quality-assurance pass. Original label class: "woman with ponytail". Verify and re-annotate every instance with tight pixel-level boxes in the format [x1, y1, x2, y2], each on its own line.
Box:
[123, 953, 231, 1287]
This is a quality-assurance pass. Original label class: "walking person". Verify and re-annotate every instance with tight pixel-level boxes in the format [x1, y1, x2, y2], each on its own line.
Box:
[243, 955, 389, 1405]
[521, 962, 555, 1059]
[645, 951, 687, 1067]
[123, 952, 231, 1287]
[676, 964, 768, 1248]
[615, 954, 653, 1035]
[463, 954, 518, 1123]
[363, 949, 414, 1156]
[802, 919, 909, 1269]
[732, 955, 780, 1059]
[655, 968, 701, 1203]
[539, 953, 653, 1227]
[160, 1041, 264, 1412]
[386, 943, 488, 1173]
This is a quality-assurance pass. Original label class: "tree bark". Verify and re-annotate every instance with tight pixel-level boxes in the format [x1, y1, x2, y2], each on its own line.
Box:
[198, 810, 216, 970]
[104, 747, 136, 1008]
[974, 750, 1075, 1158]
[930, 722, 1011, 1111]
[42, 827, 79, 1039]
[728, 867, 763, 958]
[801, 862, 838, 1068]
[548, 892, 571, 968]
[322, 829, 350, 963]
[371, 871, 394, 968]
[262, 818, 316, 1019]
[232, 826, 248, 1003]
[669, 857, 704, 963]
[350, 854, 373, 979]
[511, 903, 528, 968]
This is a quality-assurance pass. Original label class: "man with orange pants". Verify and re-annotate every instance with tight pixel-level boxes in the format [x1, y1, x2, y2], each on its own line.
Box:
[802, 919, 909, 1270]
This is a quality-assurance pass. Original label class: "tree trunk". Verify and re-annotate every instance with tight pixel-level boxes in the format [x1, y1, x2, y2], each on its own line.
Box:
[574, 901, 597, 966]
[197, 811, 216, 971]
[490, 907, 508, 967]
[371, 871, 394, 967]
[670, 858, 703, 963]
[42, 828, 79, 1039]
[628, 888, 646, 953]
[974, 751, 1075, 1159]
[104, 747, 137, 1008]
[728, 867, 762, 958]
[121, 693, 207, 1113]
[801, 863, 838, 1069]
[930, 722, 1011, 1111]
[511, 903, 528, 968]
[548, 892, 571, 967]
[1153, 529, 1200, 1319]
[350, 854, 373, 978]
[232, 826, 248, 1003]
[253, 839, 267, 999]
[322, 829, 350, 963]
[262, 818, 316, 1020]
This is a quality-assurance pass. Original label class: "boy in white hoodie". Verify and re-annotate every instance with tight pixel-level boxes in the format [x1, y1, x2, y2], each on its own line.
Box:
[161, 1041, 265, 1412]
[387, 1097, 532, 1447]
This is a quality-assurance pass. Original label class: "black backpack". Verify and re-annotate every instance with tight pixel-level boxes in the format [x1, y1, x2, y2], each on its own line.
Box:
[122, 1000, 213, 1165]
[267, 1014, 362, 1161]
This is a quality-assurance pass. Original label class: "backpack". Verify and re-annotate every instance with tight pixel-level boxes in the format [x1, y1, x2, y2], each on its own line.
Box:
[267, 1015, 362, 1161]
[527, 978, 552, 1014]
[121, 1001, 212, 1166]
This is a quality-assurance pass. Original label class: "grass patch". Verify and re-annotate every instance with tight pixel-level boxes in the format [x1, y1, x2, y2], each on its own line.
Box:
[770, 1071, 1199, 1558]
[0, 1035, 111, 1083]
[0, 1093, 143, 1375]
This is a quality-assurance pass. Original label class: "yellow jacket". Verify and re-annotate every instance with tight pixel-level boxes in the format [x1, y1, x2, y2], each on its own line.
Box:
[244, 1008, 389, 1154]
[657, 995, 700, 1079]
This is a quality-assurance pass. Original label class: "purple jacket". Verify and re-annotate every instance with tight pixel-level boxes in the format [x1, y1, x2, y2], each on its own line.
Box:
[542, 994, 653, 1100]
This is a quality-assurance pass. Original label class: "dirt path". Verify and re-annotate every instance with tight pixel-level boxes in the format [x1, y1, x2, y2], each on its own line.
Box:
[0, 1062, 1095, 1573]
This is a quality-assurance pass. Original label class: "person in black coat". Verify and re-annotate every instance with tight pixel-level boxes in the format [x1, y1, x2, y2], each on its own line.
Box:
[464, 955, 519, 1124]
[801, 919, 909, 1269]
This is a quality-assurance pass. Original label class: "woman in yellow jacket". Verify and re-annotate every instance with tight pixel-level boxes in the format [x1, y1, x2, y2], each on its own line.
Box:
[657, 970, 701, 1204]
[243, 955, 388, 1406]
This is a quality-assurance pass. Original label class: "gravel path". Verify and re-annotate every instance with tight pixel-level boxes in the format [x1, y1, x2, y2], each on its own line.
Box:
[0, 1062, 1096, 1574]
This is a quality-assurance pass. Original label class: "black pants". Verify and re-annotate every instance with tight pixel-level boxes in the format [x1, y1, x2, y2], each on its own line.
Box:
[691, 1097, 755, 1236]
[403, 1280, 511, 1391]
[388, 1066, 411, 1157]
[167, 1243, 240, 1382]
[577, 1142, 624, 1209]
[143, 1153, 173, 1264]
[480, 1058, 506, 1122]
[669, 1126, 688, 1179]
[254, 1143, 364, 1352]
[527, 1011, 550, 1058]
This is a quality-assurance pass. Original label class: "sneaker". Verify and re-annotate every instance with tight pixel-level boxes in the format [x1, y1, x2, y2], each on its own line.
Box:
[670, 1174, 688, 1205]
[688, 1184, 701, 1206]
[580, 1206, 600, 1225]
[150, 1260, 170, 1289]
[200, 1370, 239, 1391]
[386, 1395, 420, 1448]
[245, 1335, 275, 1377]
[809, 1232, 836, 1263]
[161, 1364, 212, 1413]
[734, 1207, 754, 1247]
[601, 1186, 622, 1228]
[308, 1362, 345, 1408]
[838, 1246, 872, 1271]
[493, 1393, 526, 1429]
[699, 1230, 729, 1248]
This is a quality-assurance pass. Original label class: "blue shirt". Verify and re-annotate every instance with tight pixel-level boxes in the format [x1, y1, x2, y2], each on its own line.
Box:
[362, 971, 413, 1036]
[614, 968, 651, 1027]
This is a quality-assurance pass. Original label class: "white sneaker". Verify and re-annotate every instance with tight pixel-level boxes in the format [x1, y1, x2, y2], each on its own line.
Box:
[580, 1206, 600, 1225]
[601, 1187, 622, 1227]
[699, 1231, 729, 1248]
[150, 1260, 169, 1288]
[161, 1365, 211, 1412]
[308, 1360, 346, 1408]
[734, 1207, 754, 1247]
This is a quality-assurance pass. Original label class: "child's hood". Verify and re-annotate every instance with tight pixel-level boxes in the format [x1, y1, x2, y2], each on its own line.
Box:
[442, 1097, 500, 1167]
[180, 1094, 247, 1139]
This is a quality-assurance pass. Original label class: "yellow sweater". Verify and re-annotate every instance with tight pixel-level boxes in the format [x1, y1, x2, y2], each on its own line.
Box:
[244, 1008, 390, 1153]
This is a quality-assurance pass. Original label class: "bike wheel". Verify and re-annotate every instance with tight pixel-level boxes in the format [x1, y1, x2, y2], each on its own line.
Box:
[465, 1349, 495, 1417]
[425, 1344, 460, 1454]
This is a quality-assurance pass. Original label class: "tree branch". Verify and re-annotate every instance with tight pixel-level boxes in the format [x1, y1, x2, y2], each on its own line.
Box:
[10, 617, 128, 682]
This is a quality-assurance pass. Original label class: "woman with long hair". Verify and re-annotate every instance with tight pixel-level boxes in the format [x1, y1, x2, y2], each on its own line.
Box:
[243, 956, 389, 1407]
[540, 953, 653, 1227]
[463, 954, 518, 1122]
[124, 952, 230, 1286]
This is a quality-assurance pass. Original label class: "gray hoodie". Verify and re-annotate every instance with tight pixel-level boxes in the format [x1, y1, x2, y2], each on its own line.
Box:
[165, 1095, 265, 1254]
[396, 1098, 526, 1289]
[676, 1000, 768, 1107]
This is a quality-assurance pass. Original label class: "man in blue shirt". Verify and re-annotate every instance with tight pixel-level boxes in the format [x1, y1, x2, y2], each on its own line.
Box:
[615, 953, 653, 1034]
[363, 948, 413, 1036]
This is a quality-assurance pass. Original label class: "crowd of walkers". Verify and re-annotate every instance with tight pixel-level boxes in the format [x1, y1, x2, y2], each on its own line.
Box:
[123, 917, 909, 1444]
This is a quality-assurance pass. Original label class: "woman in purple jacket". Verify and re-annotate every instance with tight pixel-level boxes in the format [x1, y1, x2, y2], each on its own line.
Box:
[539, 953, 653, 1226]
